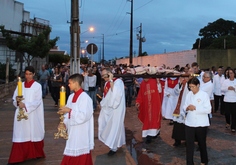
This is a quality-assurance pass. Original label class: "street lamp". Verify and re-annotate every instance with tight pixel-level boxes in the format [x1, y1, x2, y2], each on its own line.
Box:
[81, 27, 94, 35]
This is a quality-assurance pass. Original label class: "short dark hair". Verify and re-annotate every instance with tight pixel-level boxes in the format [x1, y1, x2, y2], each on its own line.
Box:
[69, 74, 83, 86]
[191, 62, 199, 68]
[25, 66, 35, 74]
[188, 77, 200, 86]
[104, 68, 112, 73]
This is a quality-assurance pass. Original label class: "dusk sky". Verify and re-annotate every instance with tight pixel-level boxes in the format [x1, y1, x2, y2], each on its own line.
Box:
[19, 0, 236, 62]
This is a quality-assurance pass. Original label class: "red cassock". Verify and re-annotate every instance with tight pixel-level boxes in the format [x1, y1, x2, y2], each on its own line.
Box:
[159, 79, 166, 105]
[136, 79, 162, 131]
[61, 152, 93, 165]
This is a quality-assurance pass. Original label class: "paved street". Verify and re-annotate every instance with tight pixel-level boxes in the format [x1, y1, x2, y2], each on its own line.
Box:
[125, 102, 236, 165]
[1, 94, 236, 165]
[0, 95, 135, 165]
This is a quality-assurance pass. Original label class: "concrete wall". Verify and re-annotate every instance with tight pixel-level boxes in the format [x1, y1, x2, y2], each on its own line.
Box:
[0, 0, 48, 75]
[116, 49, 197, 68]
[198, 49, 236, 69]
[0, 81, 17, 99]
[0, 0, 24, 31]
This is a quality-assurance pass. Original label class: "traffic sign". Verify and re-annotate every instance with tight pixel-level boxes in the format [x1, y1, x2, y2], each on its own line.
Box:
[86, 43, 98, 54]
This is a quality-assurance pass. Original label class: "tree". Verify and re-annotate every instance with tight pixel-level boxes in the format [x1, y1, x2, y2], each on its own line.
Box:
[49, 53, 70, 66]
[208, 35, 236, 49]
[139, 51, 148, 57]
[0, 62, 16, 82]
[192, 18, 236, 49]
[0, 25, 59, 65]
[80, 57, 89, 64]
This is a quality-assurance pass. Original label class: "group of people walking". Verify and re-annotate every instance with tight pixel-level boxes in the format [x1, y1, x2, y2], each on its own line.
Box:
[6, 61, 236, 165]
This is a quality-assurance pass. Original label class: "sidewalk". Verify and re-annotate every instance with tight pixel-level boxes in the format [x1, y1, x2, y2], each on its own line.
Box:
[0, 94, 136, 165]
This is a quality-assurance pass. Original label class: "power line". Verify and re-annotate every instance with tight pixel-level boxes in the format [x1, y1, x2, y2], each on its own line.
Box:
[104, 0, 125, 34]
[64, 0, 69, 21]
[134, 0, 154, 11]
[106, 1, 128, 35]
[81, 29, 132, 39]
[106, 14, 128, 43]
[81, 0, 86, 23]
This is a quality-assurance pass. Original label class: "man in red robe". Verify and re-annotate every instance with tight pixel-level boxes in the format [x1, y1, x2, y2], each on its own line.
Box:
[135, 78, 162, 144]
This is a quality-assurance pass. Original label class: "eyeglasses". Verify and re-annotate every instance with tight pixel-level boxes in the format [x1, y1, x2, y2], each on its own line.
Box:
[203, 76, 210, 78]
[102, 74, 109, 78]
[188, 86, 197, 89]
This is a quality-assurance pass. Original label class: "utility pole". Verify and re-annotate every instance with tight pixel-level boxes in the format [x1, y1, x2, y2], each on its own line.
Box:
[128, 0, 133, 65]
[102, 34, 104, 65]
[138, 23, 142, 57]
[99, 44, 101, 63]
[70, 0, 80, 74]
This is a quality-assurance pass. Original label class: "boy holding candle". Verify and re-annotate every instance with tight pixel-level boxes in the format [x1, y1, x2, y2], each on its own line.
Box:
[8, 66, 45, 164]
[58, 74, 94, 165]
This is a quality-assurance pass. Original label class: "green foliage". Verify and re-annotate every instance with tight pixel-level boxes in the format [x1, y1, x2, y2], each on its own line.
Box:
[80, 57, 89, 64]
[49, 53, 70, 66]
[207, 35, 236, 49]
[0, 25, 59, 64]
[0, 62, 16, 82]
[193, 18, 236, 49]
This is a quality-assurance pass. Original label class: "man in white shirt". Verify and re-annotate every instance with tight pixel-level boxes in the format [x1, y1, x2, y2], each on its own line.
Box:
[200, 71, 214, 116]
[191, 62, 204, 82]
[213, 66, 225, 114]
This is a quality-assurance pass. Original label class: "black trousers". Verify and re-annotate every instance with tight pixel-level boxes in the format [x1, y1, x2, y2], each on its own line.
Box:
[51, 86, 60, 105]
[185, 126, 208, 165]
[214, 95, 224, 114]
[224, 102, 236, 129]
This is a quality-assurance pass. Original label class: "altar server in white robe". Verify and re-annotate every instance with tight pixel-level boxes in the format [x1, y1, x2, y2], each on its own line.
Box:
[98, 68, 126, 156]
[162, 77, 179, 124]
[58, 74, 94, 165]
[8, 66, 45, 164]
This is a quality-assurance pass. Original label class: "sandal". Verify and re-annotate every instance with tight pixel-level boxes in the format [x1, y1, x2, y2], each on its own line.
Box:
[226, 124, 230, 129]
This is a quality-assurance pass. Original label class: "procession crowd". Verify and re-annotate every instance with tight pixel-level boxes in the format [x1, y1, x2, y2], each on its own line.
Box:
[6, 61, 236, 165]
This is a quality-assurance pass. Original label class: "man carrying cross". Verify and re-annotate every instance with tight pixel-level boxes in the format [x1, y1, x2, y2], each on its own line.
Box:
[136, 78, 162, 144]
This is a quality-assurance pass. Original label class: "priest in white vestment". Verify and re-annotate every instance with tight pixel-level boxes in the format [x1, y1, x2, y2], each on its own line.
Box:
[8, 66, 45, 164]
[58, 74, 94, 165]
[98, 68, 126, 156]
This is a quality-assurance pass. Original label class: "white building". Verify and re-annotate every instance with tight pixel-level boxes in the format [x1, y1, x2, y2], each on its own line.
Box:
[0, 0, 50, 75]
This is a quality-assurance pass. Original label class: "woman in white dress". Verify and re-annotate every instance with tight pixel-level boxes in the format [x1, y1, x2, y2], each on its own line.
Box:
[221, 68, 236, 132]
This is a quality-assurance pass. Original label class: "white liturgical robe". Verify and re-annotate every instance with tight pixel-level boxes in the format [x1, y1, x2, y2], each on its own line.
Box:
[162, 78, 180, 120]
[12, 82, 45, 142]
[98, 79, 126, 150]
[63, 91, 94, 157]
[173, 82, 190, 124]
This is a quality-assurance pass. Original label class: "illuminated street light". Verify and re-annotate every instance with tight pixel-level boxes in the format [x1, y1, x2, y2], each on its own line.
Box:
[81, 27, 94, 35]
[89, 27, 94, 31]
[81, 50, 85, 53]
